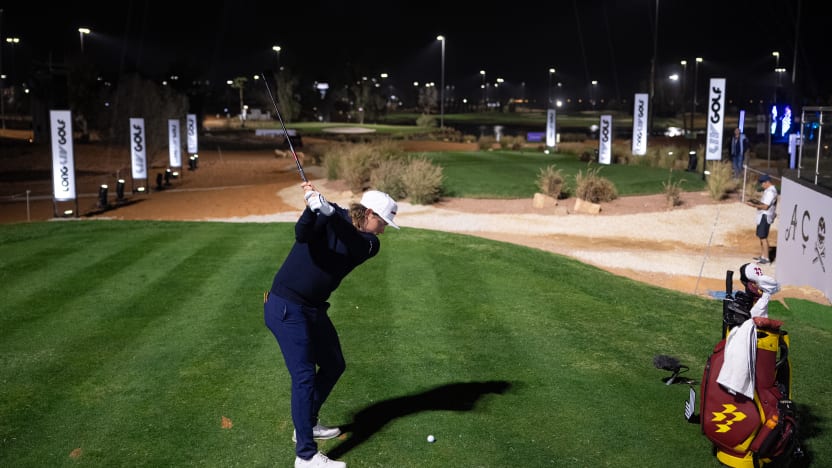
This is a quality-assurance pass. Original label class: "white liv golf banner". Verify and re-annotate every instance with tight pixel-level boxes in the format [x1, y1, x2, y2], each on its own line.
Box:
[50, 110, 77, 201]
[705, 78, 726, 161]
[130, 118, 147, 180]
[598, 115, 612, 165]
[546, 108, 557, 148]
[777, 177, 831, 302]
[631, 93, 648, 155]
[168, 119, 181, 168]
[186, 114, 198, 154]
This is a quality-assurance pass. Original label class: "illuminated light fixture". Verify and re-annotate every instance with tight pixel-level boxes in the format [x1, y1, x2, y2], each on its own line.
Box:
[687, 150, 698, 172]
[98, 184, 109, 209]
[116, 179, 126, 201]
[136, 186, 146, 193]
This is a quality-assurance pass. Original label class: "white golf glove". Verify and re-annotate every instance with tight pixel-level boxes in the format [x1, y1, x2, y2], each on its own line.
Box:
[304, 190, 334, 216]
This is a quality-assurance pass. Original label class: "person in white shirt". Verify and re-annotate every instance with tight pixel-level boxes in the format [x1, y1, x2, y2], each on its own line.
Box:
[746, 173, 778, 264]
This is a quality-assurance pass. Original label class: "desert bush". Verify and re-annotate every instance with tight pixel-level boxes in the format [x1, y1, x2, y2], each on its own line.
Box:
[579, 150, 596, 162]
[301, 142, 325, 166]
[324, 141, 406, 192]
[742, 179, 759, 201]
[401, 156, 444, 204]
[416, 114, 437, 128]
[662, 170, 686, 208]
[498, 135, 525, 150]
[705, 160, 737, 200]
[324, 156, 340, 180]
[575, 165, 618, 203]
[536, 165, 567, 199]
[477, 135, 496, 151]
[370, 159, 408, 200]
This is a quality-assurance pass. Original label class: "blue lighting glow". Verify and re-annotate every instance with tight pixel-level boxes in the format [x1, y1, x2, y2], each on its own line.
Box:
[781, 106, 792, 136]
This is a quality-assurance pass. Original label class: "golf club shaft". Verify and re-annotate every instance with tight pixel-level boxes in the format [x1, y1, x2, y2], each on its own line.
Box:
[261, 73, 308, 182]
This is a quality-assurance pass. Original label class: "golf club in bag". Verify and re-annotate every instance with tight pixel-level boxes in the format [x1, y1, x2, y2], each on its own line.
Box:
[697, 269, 802, 467]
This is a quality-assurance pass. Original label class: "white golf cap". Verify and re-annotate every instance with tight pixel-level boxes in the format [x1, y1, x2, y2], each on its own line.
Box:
[741, 263, 780, 294]
[360, 190, 400, 229]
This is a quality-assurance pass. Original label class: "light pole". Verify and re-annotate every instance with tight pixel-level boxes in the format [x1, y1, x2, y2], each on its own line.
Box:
[4, 37, 18, 84]
[479, 70, 486, 111]
[772, 51, 780, 87]
[0, 8, 5, 130]
[78, 27, 90, 53]
[436, 35, 445, 129]
[691, 57, 702, 135]
[591, 80, 598, 110]
[272, 45, 281, 70]
[548, 68, 555, 107]
[680, 60, 687, 136]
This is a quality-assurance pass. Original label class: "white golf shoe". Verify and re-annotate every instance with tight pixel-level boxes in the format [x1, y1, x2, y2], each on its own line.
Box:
[292, 423, 341, 442]
[294, 451, 346, 468]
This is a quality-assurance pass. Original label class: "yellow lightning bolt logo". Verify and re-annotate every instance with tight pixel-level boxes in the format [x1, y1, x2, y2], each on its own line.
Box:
[711, 404, 747, 432]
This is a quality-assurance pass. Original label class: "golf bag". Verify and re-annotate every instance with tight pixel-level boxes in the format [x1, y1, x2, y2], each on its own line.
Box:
[699, 271, 799, 467]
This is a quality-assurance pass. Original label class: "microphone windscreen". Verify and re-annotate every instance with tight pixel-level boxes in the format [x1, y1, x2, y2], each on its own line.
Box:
[653, 354, 681, 371]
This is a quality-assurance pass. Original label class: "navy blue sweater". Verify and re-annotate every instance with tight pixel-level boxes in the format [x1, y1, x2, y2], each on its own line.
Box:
[271, 204, 379, 307]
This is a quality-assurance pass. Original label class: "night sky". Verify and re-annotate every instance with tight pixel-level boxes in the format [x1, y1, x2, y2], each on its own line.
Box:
[2, 0, 827, 105]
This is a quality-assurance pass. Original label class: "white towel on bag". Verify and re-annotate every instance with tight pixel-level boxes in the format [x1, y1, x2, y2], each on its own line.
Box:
[716, 319, 757, 399]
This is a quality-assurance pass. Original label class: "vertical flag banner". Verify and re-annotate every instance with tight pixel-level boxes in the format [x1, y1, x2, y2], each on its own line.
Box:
[50, 110, 77, 201]
[599, 115, 613, 165]
[186, 114, 198, 154]
[130, 118, 147, 180]
[168, 119, 182, 168]
[546, 109, 557, 148]
[705, 78, 726, 161]
[631, 93, 648, 155]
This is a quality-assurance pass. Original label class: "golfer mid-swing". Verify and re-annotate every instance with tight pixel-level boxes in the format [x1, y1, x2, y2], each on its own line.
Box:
[264, 182, 399, 468]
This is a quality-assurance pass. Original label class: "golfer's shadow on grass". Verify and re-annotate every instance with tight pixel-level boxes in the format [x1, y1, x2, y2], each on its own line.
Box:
[326, 380, 512, 459]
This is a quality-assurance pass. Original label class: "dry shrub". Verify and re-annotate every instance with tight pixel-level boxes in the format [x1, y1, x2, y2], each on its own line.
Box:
[499, 135, 526, 150]
[324, 141, 406, 192]
[401, 156, 443, 204]
[370, 159, 408, 200]
[477, 135, 496, 151]
[705, 160, 736, 200]
[662, 170, 686, 209]
[536, 165, 567, 199]
[575, 165, 618, 203]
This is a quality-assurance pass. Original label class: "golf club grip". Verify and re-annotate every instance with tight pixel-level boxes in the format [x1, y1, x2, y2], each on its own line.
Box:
[260, 73, 308, 183]
[725, 270, 733, 295]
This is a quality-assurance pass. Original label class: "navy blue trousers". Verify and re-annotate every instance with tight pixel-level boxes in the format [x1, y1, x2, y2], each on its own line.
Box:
[264, 293, 345, 459]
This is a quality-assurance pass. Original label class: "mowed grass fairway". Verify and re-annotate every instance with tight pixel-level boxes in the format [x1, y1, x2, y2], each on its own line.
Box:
[1, 221, 830, 467]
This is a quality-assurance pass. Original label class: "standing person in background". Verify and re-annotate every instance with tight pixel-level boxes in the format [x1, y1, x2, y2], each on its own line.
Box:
[729, 127, 750, 178]
[264, 183, 399, 468]
[746, 173, 778, 264]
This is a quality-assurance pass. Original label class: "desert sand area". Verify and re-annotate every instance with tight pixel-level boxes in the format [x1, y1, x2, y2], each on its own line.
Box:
[1, 130, 827, 306]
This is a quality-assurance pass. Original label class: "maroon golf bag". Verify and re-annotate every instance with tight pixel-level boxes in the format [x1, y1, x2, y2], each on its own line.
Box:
[699, 270, 800, 467]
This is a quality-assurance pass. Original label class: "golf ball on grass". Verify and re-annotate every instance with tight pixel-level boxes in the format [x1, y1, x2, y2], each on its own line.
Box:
[427, 435, 436, 443]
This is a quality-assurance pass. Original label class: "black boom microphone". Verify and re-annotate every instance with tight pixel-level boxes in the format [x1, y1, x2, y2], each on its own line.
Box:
[653, 355, 690, 385]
